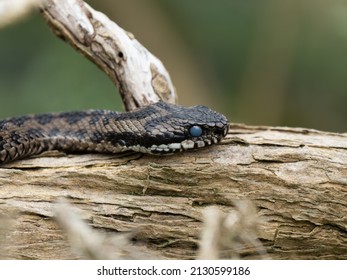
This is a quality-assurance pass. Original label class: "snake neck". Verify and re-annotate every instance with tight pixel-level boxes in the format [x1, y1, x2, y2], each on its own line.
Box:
[0, 110, 134, 164]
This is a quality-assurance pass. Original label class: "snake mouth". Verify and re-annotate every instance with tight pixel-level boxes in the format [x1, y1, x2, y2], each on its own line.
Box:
[143, 135, 222, 154]
[126, 137, 219, 154]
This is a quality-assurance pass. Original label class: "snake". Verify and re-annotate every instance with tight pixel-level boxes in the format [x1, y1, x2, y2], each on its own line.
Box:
[0, 102, 229, 164]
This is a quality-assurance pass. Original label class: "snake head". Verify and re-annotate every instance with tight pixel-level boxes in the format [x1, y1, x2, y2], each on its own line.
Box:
[126, 102, 229, 154]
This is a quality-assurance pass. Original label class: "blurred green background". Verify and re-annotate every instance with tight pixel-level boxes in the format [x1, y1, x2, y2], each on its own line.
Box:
[0, 0, 346, 132]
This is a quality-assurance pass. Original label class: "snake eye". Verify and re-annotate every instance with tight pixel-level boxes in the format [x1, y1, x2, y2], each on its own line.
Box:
[189, 125, 203, 137]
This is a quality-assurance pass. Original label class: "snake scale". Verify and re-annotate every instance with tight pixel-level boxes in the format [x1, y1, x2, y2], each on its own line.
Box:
[0, 102, 229, 164]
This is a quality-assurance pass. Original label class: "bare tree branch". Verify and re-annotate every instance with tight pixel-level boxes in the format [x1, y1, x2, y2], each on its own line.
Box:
[41, 0, 176, 111]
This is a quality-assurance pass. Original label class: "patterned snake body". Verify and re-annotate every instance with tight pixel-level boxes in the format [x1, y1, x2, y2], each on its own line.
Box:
[0, 102, 229, 164]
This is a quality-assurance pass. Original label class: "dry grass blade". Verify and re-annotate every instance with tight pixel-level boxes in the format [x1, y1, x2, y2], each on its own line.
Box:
[55, 199, 159, 260]
[198, 202, 269, 260]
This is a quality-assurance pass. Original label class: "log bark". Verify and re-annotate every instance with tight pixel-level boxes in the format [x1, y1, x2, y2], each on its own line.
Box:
[1, 125, 346, 259]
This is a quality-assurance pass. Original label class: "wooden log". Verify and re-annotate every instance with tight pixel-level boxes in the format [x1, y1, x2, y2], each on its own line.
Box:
[1, 124, 346, 259]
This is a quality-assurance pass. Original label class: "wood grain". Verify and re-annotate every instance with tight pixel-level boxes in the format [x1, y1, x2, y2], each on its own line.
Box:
[1, 124, 346, 259]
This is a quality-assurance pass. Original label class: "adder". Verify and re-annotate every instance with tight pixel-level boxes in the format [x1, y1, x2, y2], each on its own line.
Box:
[0, 102, 229, 164]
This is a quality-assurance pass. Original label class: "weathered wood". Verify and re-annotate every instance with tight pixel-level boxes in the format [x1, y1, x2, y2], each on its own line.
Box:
[41, 0, 176, 111]
[1, 125, 346, 259]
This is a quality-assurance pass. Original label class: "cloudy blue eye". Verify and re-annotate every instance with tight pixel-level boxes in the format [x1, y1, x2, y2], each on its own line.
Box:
[189, 125, 203, 137]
